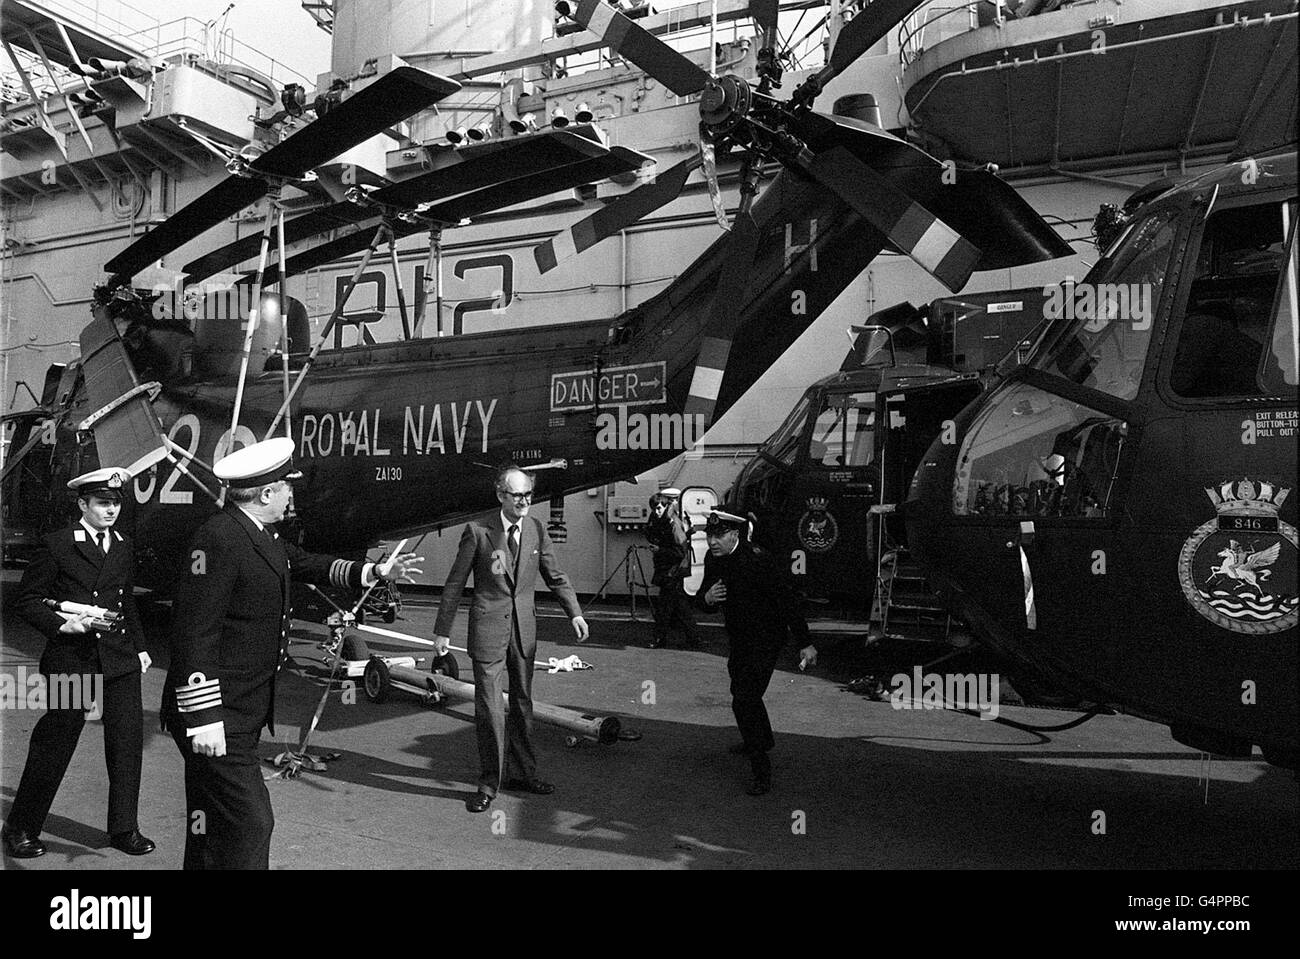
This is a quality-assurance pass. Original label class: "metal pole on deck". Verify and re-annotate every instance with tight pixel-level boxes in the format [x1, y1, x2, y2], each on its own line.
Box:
[264, 223, 390, 439]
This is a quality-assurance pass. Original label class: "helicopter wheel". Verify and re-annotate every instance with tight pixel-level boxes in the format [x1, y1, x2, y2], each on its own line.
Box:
[383, 607, 397, 624]
[341, 632, 370, 661]
[564, 735, 581, 749]
[431, 651, 460, 681]
[363, 657, 391, 703]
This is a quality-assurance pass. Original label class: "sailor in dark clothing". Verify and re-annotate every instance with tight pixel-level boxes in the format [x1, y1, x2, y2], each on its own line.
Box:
[3, 467, 155, 859]
[697, 509, 817, 795]
[645, 488, 696, 648]
[161, 438, 422, 869]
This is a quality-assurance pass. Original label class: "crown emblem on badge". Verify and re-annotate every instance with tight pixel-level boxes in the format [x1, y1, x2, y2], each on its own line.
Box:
[1204, 478, 1290, 517]
[806, 496, 829, 511]
[107, 473, 124, 489]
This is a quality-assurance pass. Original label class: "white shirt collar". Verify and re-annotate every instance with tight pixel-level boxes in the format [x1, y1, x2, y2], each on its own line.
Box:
[237, 505, 265, 531]
[80, 518, 110, 546]
[500, 510, 520, 534]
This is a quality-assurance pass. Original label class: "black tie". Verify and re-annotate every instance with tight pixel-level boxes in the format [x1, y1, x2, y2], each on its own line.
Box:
[98, 531, 109, 554]
[508, 524, 520, 565]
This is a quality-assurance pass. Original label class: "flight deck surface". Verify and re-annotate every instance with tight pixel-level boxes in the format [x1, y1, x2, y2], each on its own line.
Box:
[2, 582, 1294, 872]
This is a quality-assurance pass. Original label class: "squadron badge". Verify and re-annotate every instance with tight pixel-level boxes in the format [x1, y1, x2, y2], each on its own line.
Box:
[797, 496, 839, 553]
[1178, 478, 1298, 635]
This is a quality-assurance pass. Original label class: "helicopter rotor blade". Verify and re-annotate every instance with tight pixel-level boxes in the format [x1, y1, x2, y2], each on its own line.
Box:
[183, 201, 375, 283]
[794, 143, 980, 292]
[752, 0, 779, 50]
[104, 177, 268, 286]
[248, 67, 460, 178]
[104, 67, 459, 285]
[532, 150, 701, 275]
[183, 127, 609, 283]
[794, 0, 927, 105]
[283, 148, 650, 279]
[683, 163, 762, 428]
[556, 0, 711, 97]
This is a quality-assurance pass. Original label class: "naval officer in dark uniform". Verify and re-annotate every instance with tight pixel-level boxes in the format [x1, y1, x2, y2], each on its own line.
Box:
[161, 438, 421, 869]
[3, 467, 155, 859]
[697, 509, 817, 796]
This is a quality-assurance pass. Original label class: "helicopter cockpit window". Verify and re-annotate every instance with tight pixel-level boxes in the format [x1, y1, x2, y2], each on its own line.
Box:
[1169, 200, 1294, 398]
[763, 394, 811, 467]
[1034, 209, 1180, 400]
[1261, 209, 1299, 394]
[953, 382, 1128, 519]
[808, 392, 876, 467]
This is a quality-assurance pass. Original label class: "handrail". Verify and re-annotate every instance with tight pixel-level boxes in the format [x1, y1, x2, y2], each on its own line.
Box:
[898, 3, 985, 68]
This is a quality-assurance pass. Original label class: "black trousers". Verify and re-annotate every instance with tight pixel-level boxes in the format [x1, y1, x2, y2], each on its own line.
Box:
[728, 641, 783, 775]
[472, 626, 536, 797]
[651, 576, 696, 644]
[8, 667, 143, 837]
[169, 725, 272, 870]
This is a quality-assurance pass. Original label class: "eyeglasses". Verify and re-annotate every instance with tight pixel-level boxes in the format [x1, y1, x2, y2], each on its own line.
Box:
[501, 490, 534, 502]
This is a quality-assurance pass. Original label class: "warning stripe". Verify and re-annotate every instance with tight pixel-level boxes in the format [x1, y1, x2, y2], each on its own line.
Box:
[683, 336, 731, 422]
[807, 147, 981, 292]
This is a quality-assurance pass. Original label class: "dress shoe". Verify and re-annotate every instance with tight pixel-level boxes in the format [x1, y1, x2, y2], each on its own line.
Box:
[465, 791, 493, 813]
[109, 830, 155, 856]
[503, 777, 555, 795]
[2, 827, 46, 859]
[649, 637, 668, 649]
[745, 775, 771, 796]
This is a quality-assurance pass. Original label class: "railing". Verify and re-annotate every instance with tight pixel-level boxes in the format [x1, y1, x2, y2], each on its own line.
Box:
[898, 3, 984, 67]
[300, 1, 335, 34]
[24, 0, 161, 46]
[2, 2, 313, 92]
[123, 17, 314, 88]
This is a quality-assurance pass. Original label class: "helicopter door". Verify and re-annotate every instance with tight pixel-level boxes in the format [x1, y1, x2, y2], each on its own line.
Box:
[1137, 194, 1298, 749]
[787, 390, 876, 599]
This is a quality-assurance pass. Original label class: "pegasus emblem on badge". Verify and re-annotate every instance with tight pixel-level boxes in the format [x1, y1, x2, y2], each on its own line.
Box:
[1208, 540, 1280, 593]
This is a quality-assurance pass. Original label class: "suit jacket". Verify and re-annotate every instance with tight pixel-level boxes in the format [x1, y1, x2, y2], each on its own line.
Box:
[12, 523, 145, 680]
[161, 506, 365, 737]
[646, 512, 691, 583]
[697, 540, 809, 651]
[434, 513, 582, 662]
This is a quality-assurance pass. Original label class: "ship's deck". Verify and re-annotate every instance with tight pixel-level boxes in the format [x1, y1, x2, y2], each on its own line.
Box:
[2, 574, 1295, 871]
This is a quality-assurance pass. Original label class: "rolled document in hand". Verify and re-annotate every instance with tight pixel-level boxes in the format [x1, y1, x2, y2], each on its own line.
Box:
[44, 598, 122, 631]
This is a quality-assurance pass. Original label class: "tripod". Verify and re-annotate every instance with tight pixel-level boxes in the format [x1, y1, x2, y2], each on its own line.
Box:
[594, 544, 655, 620]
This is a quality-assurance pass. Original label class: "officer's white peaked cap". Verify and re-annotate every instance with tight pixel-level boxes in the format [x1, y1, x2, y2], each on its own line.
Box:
[214, 437, 303, 489]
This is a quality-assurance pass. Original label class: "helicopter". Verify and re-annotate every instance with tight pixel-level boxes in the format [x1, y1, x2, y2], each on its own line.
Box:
[904, 146, 1299, 768]
[1, 0, 1071, 597]
[727, 289, 1052, 607]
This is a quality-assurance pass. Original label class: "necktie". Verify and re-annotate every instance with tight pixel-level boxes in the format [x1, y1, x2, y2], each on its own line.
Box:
[98, 531, 109, 554]
[508, 524, 520, 564]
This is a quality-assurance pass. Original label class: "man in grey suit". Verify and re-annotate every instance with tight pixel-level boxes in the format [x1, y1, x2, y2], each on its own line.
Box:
[433, 465, 589, 812]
